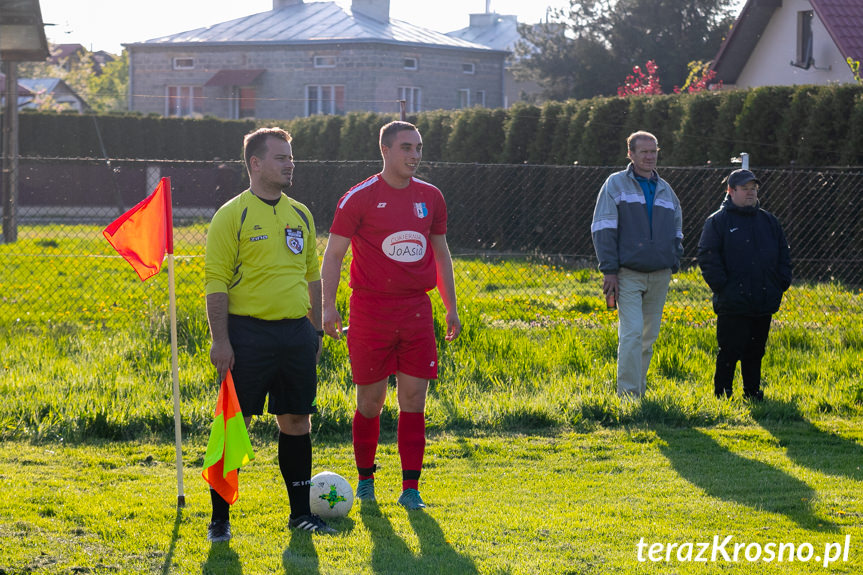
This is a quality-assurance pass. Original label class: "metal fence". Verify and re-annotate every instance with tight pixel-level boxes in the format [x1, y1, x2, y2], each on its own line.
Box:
[1, 157, 862, 327]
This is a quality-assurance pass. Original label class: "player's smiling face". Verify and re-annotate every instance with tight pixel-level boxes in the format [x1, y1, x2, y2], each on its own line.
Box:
[382, 129, 422, 187]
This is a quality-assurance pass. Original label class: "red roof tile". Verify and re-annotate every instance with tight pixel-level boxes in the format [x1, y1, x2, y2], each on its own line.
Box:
[812, 0, 863, 61]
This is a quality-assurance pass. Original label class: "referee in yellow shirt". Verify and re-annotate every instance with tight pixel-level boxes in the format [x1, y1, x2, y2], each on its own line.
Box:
[204, 127, 334, 541]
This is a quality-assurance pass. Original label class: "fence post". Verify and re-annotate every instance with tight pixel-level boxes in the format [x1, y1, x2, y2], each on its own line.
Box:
[740, 152, 749, 170]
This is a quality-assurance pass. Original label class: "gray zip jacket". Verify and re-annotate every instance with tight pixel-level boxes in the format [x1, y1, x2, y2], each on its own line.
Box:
[591, 164, 683, 275]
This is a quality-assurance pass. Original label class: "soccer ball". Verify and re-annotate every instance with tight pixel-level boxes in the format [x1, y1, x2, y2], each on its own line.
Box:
[309, 471, 354, 519]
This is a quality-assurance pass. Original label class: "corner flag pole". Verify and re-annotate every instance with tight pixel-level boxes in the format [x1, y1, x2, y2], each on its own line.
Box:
[164, 179, 186, 507]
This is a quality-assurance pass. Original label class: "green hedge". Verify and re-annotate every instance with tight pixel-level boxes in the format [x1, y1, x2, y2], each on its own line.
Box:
[14, 84, 863, 166]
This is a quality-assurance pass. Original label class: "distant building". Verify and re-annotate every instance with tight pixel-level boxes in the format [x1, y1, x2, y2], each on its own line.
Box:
[124, 0, 507, 119]
[49, 43, 115, 75]
[18, 78, 88, 112]
[446, 10, 543, 107]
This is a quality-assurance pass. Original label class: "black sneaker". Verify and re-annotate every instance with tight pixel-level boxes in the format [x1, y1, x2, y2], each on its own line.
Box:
[289, 513, 337, 534]
[207, 519, 231, 543]
[744, 390, 764, 401]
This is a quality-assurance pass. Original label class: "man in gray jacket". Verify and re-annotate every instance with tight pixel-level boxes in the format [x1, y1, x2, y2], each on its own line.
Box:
[591, 131, 683, 397]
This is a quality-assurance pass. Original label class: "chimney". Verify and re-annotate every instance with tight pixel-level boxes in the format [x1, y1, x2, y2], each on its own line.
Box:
[273, 0, 303, 8]
[352, 0, 390, 23]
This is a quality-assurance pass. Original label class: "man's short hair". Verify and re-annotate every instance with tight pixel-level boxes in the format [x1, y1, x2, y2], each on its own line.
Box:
[627, 130, 658, 152]
[380, 121, 419, 148]
[244, 127, 292, 171]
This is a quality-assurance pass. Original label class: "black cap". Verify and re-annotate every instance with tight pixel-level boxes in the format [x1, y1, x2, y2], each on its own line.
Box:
[727, 169, 761, 188]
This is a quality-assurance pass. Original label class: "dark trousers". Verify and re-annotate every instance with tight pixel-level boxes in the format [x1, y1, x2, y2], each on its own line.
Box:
[714, 314, 772, 397]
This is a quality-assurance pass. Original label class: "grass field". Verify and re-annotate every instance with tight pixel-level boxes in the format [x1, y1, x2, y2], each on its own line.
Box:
[1, 226, 862, 573]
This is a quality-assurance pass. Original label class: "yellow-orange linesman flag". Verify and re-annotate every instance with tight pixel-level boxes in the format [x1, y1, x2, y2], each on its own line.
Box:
[102, 178, 172, 281]
[202, 370, 255, 505]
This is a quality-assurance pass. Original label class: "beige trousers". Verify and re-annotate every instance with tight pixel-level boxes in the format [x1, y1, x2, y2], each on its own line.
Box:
[616, 267, 672, 397]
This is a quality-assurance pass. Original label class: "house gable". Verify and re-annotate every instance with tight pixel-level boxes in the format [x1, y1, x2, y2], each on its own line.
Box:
[712, 0, 859, 88]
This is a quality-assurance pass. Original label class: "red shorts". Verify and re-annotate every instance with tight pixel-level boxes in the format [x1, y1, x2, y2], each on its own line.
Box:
[347, 292, 438, 385]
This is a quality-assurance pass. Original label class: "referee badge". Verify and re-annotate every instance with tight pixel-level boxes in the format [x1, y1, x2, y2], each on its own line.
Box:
[286, 227, 304, 254]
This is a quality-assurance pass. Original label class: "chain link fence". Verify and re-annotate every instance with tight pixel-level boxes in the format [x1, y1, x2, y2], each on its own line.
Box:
[1, 157, 861, 327]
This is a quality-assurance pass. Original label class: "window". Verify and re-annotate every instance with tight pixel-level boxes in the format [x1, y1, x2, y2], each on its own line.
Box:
[457, 89, 470, 109]
[228, 87, 256, 119]
[306, 85, 346, 116]
[314, 55, 337, 68]
[475, 90, 486, 107]
[397, 87, 422, 113]
[793, 10, 814, 69]
[173, 57, 195, 70]
[462, 62, 475, 75]
[166, 86, 203, 117]
[404, 57, 418, 70]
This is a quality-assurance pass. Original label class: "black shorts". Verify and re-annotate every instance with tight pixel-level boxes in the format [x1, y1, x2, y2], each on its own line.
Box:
[228, 314, 318, 416]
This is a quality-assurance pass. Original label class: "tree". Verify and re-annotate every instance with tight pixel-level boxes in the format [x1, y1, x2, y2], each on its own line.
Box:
[514, 0, 736, 100]
[87, 51, 129, 112]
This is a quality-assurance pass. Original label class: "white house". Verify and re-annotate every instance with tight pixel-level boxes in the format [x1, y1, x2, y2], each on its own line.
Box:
[711, 0, 863, 88]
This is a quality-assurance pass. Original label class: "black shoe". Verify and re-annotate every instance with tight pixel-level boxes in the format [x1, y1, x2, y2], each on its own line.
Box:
[207, 519, 231, 542]
[744, 390, 764, 401]
[714, 388, 732, 399]
[289, 513, 337, 534]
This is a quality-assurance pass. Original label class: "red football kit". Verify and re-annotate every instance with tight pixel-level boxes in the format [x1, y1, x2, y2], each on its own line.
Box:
[330, 174, 447, 384]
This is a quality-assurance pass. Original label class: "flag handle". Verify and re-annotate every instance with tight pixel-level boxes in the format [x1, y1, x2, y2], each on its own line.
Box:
[168, 252, 185, 506]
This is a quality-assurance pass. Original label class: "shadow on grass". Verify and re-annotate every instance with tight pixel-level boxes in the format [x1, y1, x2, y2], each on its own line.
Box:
[655, 426, 838, 532]
[360, 501, 478, 575]
[159, 506, 183, 575]
[282, 529, 319, 575]
[752, 399, 863, 481]
[202, 541, 242, 575]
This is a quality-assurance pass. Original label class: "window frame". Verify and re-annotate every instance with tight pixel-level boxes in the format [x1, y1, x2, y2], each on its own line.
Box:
[403, 57, 418, 71]
[306, 84, 346, 116]
[166, 85, 203, 117]
[172, 57, 195, 70]
[397, 86, 422, 114]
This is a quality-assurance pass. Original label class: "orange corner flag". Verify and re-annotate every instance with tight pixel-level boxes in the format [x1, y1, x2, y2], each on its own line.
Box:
[103, 177, 173, 281]
[202, 370, 255, 505]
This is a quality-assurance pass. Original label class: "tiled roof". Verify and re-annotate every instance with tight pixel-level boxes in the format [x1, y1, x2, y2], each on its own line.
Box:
[811, 0, 863, 61]
[128, 1, 500, 53]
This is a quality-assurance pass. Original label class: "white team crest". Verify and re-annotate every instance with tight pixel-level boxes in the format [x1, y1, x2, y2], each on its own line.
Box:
[381, 231, 426, 262]
[286, 228, 304, 254]
[414, 202, 428, 218]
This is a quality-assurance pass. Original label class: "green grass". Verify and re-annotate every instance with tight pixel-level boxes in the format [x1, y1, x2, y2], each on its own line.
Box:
[2, 424, 862, 574]
[2, 225, 863, 573]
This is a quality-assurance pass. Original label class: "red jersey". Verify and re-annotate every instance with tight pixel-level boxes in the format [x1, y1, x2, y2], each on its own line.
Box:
[330, 174, 447, 296]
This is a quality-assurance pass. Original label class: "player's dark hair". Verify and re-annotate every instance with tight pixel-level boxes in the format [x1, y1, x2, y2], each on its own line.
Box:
[379, 121, 419, 148]
[244, 127, 292, 172]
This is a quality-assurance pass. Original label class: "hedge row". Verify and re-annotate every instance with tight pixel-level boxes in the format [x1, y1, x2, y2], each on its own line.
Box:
[16, 84, 863, 166]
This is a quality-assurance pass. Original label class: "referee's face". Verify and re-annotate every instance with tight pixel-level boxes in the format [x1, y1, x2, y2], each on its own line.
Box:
[259, 138, 295, 191]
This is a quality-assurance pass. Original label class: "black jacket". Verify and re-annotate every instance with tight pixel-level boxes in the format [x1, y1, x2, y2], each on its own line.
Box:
[697, 197, 792, 316]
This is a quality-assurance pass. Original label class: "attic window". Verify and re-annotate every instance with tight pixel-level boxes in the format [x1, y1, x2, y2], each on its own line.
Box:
[314, 56, 337, 68]
[792, 10, 814, 69]
[173, 57, 195, 70]
[404, 58, 418, 70]
[462, 63, 475, 75]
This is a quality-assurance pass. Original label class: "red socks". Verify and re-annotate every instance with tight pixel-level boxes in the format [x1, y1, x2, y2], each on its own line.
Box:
[352, 410, 379, 480]
[398, 411, 426, 491]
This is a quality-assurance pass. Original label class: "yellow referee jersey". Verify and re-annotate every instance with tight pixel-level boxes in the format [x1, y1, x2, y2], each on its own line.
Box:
[205, 190, 320, 321]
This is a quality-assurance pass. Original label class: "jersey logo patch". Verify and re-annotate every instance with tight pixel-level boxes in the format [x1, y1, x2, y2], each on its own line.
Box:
[414, 202, 428, 218]
[286, 228, 304, 254]
[377, 202, 387, 208]
[381, 231, 426, 262]
[250, 235, 268, 242]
